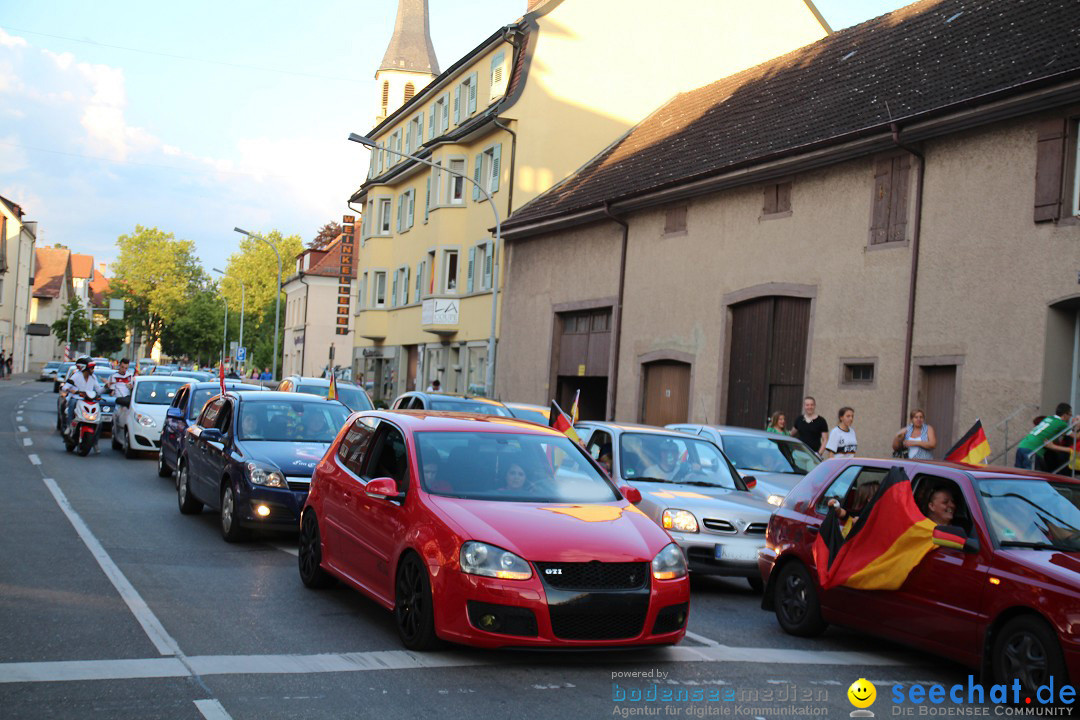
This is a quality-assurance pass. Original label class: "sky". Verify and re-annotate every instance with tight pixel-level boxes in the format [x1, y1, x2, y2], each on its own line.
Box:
[0, 0, 909, 276]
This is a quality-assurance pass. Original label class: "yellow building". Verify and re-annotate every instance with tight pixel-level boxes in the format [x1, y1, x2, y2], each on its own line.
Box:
[350, 0, 830, 404]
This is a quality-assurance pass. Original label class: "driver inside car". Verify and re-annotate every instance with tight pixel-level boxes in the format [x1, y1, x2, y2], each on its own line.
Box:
[643, 439, 681, 480]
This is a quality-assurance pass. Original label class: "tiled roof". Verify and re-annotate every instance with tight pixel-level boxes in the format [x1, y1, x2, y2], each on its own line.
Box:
[89, 274, 111, 305]
[303, 235, 355, 279]
[70, 253, 95, 279]
[506, 0, 1080, 227]
[33, 247, 70, 299]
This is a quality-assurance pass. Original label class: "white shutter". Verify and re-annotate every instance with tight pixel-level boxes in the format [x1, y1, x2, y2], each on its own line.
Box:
[473, 153, 483, 200]
[467, 72, 478, 114]
[441, 94, 450, 132]
[391, 272, 399, 308]
[467, 247, 475, 293]
[453, 86, 461, 124]
[484, 242, 494, 289]
[490, 144, 502, 193]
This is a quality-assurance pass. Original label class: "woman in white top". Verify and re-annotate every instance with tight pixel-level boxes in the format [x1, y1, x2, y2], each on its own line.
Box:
[824, 406, 857, 458]
[892, 408, 936, 460]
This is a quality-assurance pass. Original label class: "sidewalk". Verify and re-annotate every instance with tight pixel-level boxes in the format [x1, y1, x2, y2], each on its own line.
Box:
[1, 372, 43, 385]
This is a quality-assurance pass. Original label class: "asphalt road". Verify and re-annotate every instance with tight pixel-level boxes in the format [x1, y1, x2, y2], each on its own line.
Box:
[0, 380, 988, 719]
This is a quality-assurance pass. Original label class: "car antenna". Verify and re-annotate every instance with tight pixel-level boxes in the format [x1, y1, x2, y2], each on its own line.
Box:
[698, 396, 709, 432]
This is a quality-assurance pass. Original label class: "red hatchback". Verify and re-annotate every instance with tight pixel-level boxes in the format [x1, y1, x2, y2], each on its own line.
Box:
[299, 411, 690, 650]
[760, 458, 1080, 693]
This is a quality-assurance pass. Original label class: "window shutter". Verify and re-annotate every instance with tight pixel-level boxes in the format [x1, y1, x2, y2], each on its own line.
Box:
[762, 185, 777, 215]
[417, 114, 424, 146]
[453, 86, 461, 124]
[403, 266, 410, 304]
[1035, 118, 1067, 223]
[428, 107, 434, 140]
[391, 272, 399, 308]
[490, 51, 505, 92]
[441, 94, 450, 132]
[869, 157, 893, 245]
[408, 190, 415, 228]
[467, 247, 475, 293]
[473, 153, 483, 200]
[490, 144, 502, 193]
[888, 155, 911, 243]
[484, 242, 494, 288]
[424, 177, 431, 222]
[468, 72, 478, 114]
[406, 123, 413, 154]
[414, 262, 422, 302]
[396, 196, 403, 232]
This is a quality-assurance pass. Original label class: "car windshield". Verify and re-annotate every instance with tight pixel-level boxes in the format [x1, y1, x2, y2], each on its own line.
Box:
[721, 435, 819, 475]
[238, 400, 349, 442]
[44, 362, 61, 369]
[428, 398, 513, 417]
[416, 431, 620, 503]
[979, 479, 1080, 551]
[134, 381, 183, 405]
[295, 383, 373, 411]
[509, 407, 549, 425]
[619, 432, 740, 489]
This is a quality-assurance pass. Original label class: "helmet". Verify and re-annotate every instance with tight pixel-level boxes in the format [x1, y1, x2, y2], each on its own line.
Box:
[75, 356, 95, 372]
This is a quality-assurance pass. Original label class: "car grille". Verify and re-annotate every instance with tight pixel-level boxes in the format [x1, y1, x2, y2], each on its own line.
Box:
[535, 562, 648, 591]
[652, 603, 689, 634]
[549, 604, 648, 640]
[702, 518, 736, 533]
[744, 522, 767, 535]
[467, 601, 538, 637]
[286, 477, 311, 493]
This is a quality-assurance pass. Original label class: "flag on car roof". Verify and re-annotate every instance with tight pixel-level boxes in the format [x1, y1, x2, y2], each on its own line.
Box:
[812, 466, 936, 591]
[219, 362, 226, 396]
[327, 373, 338, 401]
[570, 389, 580, 426]
[944, 420, 991, 465]
[548, 400, 581, 445]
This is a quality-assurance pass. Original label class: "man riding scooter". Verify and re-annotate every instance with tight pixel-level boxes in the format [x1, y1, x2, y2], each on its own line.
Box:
[64, 356, 103, 453]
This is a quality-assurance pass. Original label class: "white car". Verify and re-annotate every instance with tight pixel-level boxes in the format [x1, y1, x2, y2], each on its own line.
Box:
[113, 375, 189, 459]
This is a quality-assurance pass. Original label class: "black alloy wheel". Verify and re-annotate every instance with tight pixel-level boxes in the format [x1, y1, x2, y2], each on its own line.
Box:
[991, 616, 1067, 698]
[298, 511, 334, 589]
[394, 554, 440, 651]
[774, 561, 827, 637]
[219, 482, 248, 543]
[177, 464, 203, 515]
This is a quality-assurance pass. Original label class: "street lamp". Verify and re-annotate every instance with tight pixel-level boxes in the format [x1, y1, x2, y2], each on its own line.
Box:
[212, 268, 229, 368]
[233, 227, 282, 382]
[214, 267, 245, 373]
[347, 132, 502, 398]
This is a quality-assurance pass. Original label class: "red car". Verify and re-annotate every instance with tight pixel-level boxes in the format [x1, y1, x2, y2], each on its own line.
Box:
[299, 411, 690, 650]
[760, 458, 1080, 693]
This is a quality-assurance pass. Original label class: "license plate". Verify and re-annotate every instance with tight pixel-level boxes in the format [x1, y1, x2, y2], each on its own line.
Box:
[715, 544, 760, 562]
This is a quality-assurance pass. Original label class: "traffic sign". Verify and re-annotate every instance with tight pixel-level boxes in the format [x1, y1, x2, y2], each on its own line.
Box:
[237, 347, 247, 362]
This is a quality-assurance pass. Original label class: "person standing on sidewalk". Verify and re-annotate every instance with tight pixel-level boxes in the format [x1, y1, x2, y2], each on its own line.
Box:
[824, 407, 857, 459]
[0, 351, 6, 379]
[1016, 403, 1074, 471]
[792, 396, 828, 455]
[892, 409, 936, 460]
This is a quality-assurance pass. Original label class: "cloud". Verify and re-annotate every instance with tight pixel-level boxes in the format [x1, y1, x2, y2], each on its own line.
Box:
[0, 27, 27, 49]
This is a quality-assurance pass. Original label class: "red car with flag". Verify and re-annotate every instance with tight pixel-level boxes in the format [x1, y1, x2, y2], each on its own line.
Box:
[760, 457, 1080, 696]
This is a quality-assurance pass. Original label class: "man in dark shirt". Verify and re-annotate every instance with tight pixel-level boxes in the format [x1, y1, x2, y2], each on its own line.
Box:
[792, 395, 828, 456]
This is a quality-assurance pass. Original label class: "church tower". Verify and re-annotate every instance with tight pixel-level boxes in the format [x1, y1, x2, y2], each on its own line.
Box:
[375, 0, 440, 125]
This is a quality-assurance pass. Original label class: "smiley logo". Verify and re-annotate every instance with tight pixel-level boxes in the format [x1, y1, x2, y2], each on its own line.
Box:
[847, 678, 877, 709]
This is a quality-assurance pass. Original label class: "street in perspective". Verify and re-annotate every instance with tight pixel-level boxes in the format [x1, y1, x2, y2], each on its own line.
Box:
[3, 0, 1080, 718]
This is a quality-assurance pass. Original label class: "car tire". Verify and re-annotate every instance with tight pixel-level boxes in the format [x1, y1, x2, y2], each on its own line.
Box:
[177, 464, 203, 515]
[747, 577, 764, 593]
[394, 553, 441, 651]
[219, 482, 248, 543]
[157, 451, 171, 478]
[991, 615, 1067, 698]
[123, 428, 137, 459]
[298, 511, 335, 589]
[773, 560, 827, 637]
[111, 422, 122, 450]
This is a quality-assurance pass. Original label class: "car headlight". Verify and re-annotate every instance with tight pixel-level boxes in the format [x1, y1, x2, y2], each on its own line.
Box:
[246, 463, 287, 488]
[767, 494, 785, 507]
[459, 541, 532, 580]
[652, 542, 688, 581]
[661, 508, 699, 533]
[135, 412, 156, 427]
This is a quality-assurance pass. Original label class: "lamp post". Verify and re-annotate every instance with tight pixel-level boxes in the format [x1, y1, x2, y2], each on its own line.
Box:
[214, 268, 245, 374]
[212, 268, 229, 368]
[347, 132, 502, 398]
[233, 227, 282, 381]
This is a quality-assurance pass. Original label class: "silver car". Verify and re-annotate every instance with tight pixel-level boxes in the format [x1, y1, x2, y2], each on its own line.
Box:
[666, 424, 820, 508]
[576, 421, 775, 590]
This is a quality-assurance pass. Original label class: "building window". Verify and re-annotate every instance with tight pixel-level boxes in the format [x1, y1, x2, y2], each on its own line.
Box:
[449, 158, 466, 204]
[426, 250, 436, 295]
[664, 204, 687, 234]
[481, 145, 502, 194]
[373, 271, 387, 309]
[404, 82, 415, 103]
[870, 155, 911, 245]
[460, 72, 477, 119]
[442, 250, 458, 293]
[762, 181, 792, 217]
[474, 242, 493, 290]
[358, 273, 367, 310]
[490, 51, 507, 97]
[840, 360, 877, 387]
[381, 81, 389, 113]
[408, 113, 423, 154]
[378, 198, 392, 235]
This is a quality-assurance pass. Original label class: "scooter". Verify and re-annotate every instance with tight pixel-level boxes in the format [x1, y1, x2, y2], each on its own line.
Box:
[63, 390, 102, 456]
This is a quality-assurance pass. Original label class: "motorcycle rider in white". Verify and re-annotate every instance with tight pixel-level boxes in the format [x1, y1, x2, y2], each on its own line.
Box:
[107, 357, 134, 398]
[64, 357, 102, 427]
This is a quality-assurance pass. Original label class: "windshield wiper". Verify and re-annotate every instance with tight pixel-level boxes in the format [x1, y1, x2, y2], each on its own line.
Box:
[999, 541, 1065, 550]
[678, 480, 731, 489]
[629, 476, 675, 484]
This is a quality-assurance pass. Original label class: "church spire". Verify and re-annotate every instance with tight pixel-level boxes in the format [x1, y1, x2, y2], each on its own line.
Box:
[380, 0, 440, 75]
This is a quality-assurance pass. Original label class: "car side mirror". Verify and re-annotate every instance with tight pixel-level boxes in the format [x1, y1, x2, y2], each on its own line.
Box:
[619, 485, 642, 504]
[200, 428, 223, 442]
[932, 525, 980, 553]
[365, 477, 405, 502]
[115, 396, 131, 407]
[742, 475, 757, 489]
[166, 407, 184, 420]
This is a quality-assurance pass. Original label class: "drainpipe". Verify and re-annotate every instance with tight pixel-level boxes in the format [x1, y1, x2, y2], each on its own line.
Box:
[493, 116, 518, 216]
[891, 123, 926, 426]
[602, 201, 629, 421]
[298, 272, 309, 376]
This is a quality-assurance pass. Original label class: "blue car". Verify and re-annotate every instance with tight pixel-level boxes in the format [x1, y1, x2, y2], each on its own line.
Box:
[157, 381, 266, 479]
[175, 390, 351, 542]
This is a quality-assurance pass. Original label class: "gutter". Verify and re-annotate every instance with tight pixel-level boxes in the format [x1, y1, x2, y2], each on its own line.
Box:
[891, 123, 925, 427]
[602, 202, 629, 422]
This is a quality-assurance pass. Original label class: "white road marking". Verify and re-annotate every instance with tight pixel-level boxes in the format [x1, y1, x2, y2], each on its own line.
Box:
[269, 543, 299, 557]
[194, 699, 234, 720]
[684, 630, 721, 647]
[16, 416, 23, 422]
[18, 425, 27, 432]
[28, 454, 40, 465]
[40, 477, 181, 656]
[0, 657, 187, 683]
[23, 438, 32, 446]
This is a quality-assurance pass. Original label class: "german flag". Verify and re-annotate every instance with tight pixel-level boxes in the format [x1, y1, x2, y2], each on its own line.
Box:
[812, 467, 936, 591]
[931, 525, 967, 551]
[548, 400, 582, 445]
[944, 420, 991, 465]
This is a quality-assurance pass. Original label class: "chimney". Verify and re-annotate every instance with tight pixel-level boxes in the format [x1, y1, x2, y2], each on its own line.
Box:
[98, 262, 108, 276]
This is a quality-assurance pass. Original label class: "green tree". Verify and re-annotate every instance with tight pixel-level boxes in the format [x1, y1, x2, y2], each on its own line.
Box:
[51, 298, 91, 346]
[160, 284, 226, 364]
[310, 221, 341, 250]
[92, 320, 127, 356]
[111, 225, 206, 357]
